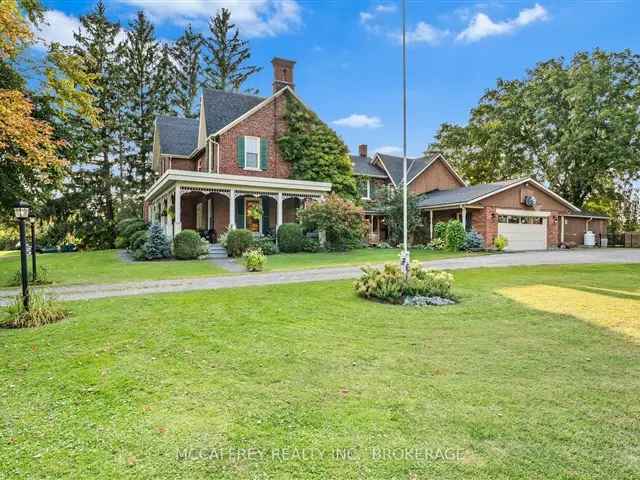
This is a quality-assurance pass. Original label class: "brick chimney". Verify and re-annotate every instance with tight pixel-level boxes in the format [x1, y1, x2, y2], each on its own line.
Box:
[272, 57, 296, 93]
[358, 144, 368, 157]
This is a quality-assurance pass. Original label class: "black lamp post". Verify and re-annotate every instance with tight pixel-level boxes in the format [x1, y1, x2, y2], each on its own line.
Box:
[14, 201, 30, 311]
[28, 213, 37, 283]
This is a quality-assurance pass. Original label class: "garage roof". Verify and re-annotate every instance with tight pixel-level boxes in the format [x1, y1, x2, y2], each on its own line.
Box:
[416, 179, 523, 208]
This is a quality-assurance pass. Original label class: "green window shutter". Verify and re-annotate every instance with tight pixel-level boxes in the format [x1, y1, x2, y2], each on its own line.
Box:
[235, 196, 245, 228]
[261, 197, 270, 235]
[260, 138, 268, 170]
[237, 136, 245, 168]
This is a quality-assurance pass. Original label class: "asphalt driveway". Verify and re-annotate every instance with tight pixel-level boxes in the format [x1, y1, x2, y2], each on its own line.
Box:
[0, 248, 638, 305]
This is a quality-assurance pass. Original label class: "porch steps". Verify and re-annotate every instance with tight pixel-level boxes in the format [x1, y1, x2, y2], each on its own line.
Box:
[207, 243, 228, 259]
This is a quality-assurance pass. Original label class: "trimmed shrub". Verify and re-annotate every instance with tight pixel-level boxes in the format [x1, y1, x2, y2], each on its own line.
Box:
[117, 217, 147, 248]
[114, 236, 128, 249]
[243, 247, 266, 272]
[494, 234, 508, 251]
[173, 230, 208, 260]
[140, 224, 171, 260]
[445, 220, 466, 251]
[226, 229, 254, 257]
[434, 221, 447, 239]
[129, 230, 149, 252]
[302, 237, 322, 253]
[463, 229, 484, 251]
[277, 223, 305, 253]
[3, 292, 67, 328]
[354, 262, 455, 304]
[253, 236, 277, 255]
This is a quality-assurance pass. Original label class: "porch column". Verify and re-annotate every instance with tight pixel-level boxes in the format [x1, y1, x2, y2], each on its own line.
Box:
[229, 189, 236, 229]
[461, 207, 467, 230]
[429, 210, 434, 240]
[207, 198, 212, 230]
[560, 215, 565, 243]
[276, 192, 283, 231]
[174, 186, 182, 235]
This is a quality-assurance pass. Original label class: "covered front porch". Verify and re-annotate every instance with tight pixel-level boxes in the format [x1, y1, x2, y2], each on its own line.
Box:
[144, 170, 332, 241]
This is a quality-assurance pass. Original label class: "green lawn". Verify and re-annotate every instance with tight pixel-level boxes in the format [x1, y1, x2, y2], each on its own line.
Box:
[1, 264, 639, 479]
[0, 248, 478, 287]
[263, 247, 481, 271]
[0, 250, 227, 287]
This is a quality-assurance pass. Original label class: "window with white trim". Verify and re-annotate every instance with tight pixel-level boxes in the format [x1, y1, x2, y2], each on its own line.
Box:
[359, 178, 371, 199]
[244, 136, 260, 170]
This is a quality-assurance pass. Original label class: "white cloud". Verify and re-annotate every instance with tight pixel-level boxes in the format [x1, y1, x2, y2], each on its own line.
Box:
[33, 10, 128, 50]
[33, 10, 81, 49]
[391, 21, 450, 45]
[333, 114, 383, 129]
[360, 3, 396, 25]
[374, 145, 402, 155]
[359, 12, 374, 24]
[118, 0, 302, 37]
[375, 4, 397, 13]
[456, 3, 549, 43]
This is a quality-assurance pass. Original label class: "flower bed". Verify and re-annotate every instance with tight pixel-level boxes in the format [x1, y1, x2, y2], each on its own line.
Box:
[354, 262, 456, 306]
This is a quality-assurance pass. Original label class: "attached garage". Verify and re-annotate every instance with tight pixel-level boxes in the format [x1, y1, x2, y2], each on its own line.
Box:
[497, 209, 549, 251]
[417, 177, 608, 251]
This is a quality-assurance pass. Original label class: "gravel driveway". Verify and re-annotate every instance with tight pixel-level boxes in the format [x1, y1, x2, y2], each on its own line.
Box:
[1, 248, 638, 305]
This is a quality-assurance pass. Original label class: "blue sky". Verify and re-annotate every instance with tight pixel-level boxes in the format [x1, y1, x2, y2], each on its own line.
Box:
[35, 0, 640, 157]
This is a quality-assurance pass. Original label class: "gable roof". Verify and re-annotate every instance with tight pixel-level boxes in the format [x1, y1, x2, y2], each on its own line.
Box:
[156, 116, 199, 157]
[374, 152, 465, 187]
[417, 177, 582, 212]
[350, 155, 388, 178]
[202, 89, 265, 137]
[416, 179, 525, 208]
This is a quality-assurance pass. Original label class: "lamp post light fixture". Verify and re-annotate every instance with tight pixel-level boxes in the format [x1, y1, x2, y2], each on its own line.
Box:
[28, 213, 37, 283]
[13, 200, 30, 311]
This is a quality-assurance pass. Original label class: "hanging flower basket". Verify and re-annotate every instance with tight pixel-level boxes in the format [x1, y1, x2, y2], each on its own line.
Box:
[247, 204, 263, 221]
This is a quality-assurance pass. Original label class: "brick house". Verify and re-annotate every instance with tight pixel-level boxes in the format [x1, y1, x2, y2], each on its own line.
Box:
[351, 147, 608, 250]
[146, 55, 608, 250]
[144, 58, 331, 241]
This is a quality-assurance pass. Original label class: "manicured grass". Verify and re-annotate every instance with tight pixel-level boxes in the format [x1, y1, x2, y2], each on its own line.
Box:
[263, 247, 481, 271]
[0, 250, 228, 287]
[1, 264, 639, 478]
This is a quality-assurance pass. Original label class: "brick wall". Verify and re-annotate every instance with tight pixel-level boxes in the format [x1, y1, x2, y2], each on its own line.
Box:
[547, 212, 560, 248]
[471, 207, 497, 248]
[217, 93, 291, 179]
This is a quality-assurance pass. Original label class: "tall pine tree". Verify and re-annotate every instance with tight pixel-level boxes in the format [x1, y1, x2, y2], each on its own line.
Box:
[171, 24, 203, 118]
[123, 11, 175, 194]
[68, 0, 123, 247]
[202, 8, 261, 93]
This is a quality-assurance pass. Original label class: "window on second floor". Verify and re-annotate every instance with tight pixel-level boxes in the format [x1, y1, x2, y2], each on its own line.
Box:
[244, 136, 260, 170]
[358, 178, 371, 200]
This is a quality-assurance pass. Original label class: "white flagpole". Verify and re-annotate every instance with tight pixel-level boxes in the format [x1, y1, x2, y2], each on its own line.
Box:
[401, 0, 409, 275]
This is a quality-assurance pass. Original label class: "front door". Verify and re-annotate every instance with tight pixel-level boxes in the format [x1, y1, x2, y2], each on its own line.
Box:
[245, 198, 261, 233]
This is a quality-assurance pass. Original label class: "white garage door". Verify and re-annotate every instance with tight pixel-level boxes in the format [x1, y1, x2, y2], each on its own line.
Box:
[497, 212, 547, 251]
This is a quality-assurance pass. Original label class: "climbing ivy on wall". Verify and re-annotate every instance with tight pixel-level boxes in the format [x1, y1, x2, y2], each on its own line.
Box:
[278, 95, 357, 199]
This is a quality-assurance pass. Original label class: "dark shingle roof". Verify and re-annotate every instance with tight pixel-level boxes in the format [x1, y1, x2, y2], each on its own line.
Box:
[377, 152, 440, 185]
[350, 155, 388, 177]
[416, 179, 524, 208]
[156, 116, 199, 156]
[202, 88, 265, 136]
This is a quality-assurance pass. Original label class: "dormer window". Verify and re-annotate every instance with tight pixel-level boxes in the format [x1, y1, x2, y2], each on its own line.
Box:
[244, 136, 260, 170]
